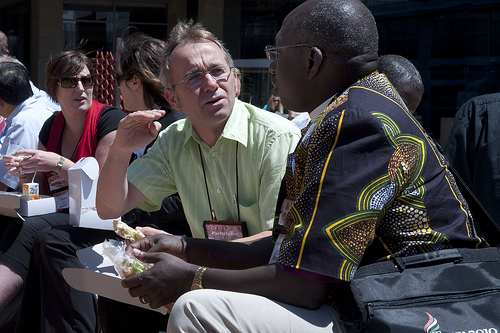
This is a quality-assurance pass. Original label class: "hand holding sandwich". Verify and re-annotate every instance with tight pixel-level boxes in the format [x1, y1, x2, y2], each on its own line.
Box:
[125, 233, 188, 262]
[121, 249, 197, 309]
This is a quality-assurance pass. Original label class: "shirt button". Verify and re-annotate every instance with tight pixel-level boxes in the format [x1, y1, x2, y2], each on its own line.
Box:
[216, 188, 222, 194]
[211, 152, 216, 157]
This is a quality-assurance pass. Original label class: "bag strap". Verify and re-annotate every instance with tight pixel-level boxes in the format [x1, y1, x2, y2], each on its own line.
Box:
[435, 142, 500, 246]
[355, 247, 500, 276]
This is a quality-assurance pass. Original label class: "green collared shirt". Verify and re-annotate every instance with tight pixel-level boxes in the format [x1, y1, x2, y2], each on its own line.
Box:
[128, 99, 301, 238]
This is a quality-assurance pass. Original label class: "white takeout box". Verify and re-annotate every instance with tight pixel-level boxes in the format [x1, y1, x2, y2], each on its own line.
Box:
[0, 191, 56, 219]
[68, 157, 117, 230]
[62, 242, 168, 314]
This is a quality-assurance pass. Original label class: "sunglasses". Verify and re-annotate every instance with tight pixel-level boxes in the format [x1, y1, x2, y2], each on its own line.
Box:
[57, 76, 94, 88]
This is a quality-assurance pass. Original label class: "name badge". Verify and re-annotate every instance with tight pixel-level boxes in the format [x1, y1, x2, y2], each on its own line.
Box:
[203, 220, 248, 241]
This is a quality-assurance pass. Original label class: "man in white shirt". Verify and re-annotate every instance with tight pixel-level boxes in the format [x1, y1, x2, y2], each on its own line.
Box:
[0, 54, 60, 112]
[0, 62, 53, 191]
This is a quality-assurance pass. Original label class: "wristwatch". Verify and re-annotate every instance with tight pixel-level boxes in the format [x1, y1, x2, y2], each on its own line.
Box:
[191, 266, 208, 290]
[51, 156, 65, 176]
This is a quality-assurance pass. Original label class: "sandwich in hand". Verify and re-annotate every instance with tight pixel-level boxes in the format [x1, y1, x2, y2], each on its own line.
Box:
[102, 239, 151, 279]
[121, 257, 149, 278]
[16, 154, 32, 162]
[113, 220, 145, 242]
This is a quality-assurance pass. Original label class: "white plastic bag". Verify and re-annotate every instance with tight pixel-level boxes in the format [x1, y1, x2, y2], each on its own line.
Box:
[102, 239, 152, 278]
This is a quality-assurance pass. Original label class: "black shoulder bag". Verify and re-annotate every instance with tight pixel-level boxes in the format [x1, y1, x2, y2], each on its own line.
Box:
[346, 147, 500, 332]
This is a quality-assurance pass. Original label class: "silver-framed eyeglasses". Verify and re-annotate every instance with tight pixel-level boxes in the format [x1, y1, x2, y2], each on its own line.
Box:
[171, 65, 234, 89]
[264, 44, 315, 62]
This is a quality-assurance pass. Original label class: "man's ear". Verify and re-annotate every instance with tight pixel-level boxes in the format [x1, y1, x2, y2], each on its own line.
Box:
[165, 88, 181, 110]
[307, 47, 323, 80]
[233, 71, 241, 98]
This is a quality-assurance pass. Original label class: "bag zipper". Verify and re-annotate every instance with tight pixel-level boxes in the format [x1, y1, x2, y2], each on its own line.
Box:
[365, 288, 500, 321]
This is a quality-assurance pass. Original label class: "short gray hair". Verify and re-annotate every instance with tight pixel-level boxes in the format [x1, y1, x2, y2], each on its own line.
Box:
[161, 20, 234, 89]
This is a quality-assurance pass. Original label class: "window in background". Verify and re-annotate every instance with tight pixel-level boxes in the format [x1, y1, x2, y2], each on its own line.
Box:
[63, 0, 169, 53]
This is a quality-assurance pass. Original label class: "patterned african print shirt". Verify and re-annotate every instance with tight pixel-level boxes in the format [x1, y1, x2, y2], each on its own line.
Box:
[271, 72, 486, 282]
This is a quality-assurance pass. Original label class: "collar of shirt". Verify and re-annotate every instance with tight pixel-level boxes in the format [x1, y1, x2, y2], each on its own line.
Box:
[6, 98, 33, 124]
[0, 119, 5, 141]
[183, 99, 249, 149]
[309, 95, 337, 123]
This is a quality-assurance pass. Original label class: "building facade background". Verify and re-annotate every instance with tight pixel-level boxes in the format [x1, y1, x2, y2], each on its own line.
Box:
[1, 0, 500, 144]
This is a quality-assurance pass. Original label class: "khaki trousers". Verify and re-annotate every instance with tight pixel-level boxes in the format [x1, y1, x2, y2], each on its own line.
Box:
[167, 289, 352, 333]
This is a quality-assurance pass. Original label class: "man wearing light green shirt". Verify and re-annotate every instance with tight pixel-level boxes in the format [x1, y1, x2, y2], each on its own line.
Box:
[127, 97, 299, 238]
[96, 21, 300, 240]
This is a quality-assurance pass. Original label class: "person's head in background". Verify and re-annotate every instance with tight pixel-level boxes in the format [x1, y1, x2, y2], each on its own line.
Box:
[0, 31, 9, 55]
[266, 94, 283, 113]
[378, 54, 424, 114]
[0, 62, 33, 114]
[116, 31, 169, 114]
[45, 50, 96, 113]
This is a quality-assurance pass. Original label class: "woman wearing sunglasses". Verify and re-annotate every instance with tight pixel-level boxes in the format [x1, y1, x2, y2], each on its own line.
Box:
[5, 50, 123, 194]
[11, 33, 190, 332]
[0, 50, 124, 330]
[263, 94, 283, 113]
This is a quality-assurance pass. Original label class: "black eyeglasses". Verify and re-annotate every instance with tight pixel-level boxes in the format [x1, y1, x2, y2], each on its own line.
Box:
[171, 65, 234, 89]
[264, 44, 316, 63]
[58, 76, 94, 88]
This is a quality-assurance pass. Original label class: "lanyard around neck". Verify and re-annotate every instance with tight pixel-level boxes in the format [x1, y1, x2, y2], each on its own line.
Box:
[198, 142, 240, 221]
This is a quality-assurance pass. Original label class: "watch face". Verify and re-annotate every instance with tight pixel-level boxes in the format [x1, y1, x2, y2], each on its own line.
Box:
[52, 157, 65, 175]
